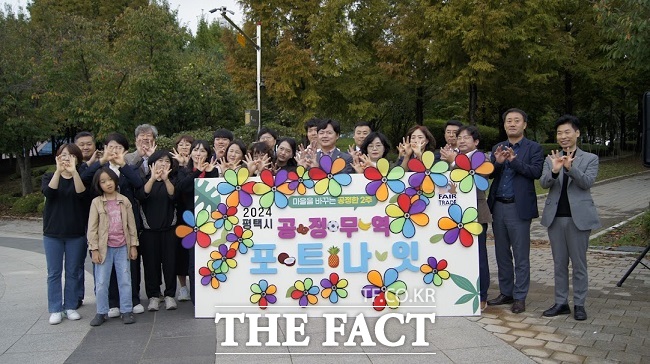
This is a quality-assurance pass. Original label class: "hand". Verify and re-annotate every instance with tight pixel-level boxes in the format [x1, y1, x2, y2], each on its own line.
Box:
[113, 151, 126, 167]
[55, 155, 66, 173]
[145, 141, 157, 158]
[562, 149, 575, 170]
[504, 146, 517, 162]
[160, 163, 171, 181]
[170, 148, 188, 167]
[440, 146, 457, 163]
[151, 161, 163, 181]
[412, 141, 425, 159]
[99, 149, 112, 165]
[348, 145, 361, 158]
[88, 150, 99, 165]
[195, 155, 207, 172]
[129, 246, 138, 260]
[91, 250, 101, 264]
[64, 155, 77, 173]
[494, 145, 508, 164]
[244, 153, 257, 174]
[399, 137, 412, 157]
[204, 157, 218, 173]
[549, 150, 564, 173]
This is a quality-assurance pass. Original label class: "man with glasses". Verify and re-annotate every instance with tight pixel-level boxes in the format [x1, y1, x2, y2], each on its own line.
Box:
[125, 124, 158, 179]
[298, 119, 354, 173]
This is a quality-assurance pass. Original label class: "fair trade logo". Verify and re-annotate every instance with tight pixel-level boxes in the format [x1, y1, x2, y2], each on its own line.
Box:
[215, 313, 435, 347]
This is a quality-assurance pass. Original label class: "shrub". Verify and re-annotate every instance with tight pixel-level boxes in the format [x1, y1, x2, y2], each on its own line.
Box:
[11, 193, 44, 214]
[37, 201, 45, 214]
[0, 194, 18, 207]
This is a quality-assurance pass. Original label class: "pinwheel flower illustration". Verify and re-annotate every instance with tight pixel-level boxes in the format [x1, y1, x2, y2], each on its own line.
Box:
[210, 244, 238, 273]
[250, 279, 277, 309]
[386, 194, 429, 238]
[252, 169, 292, 208]
[450, 152, 494, 192]
[217, 168, 255, 207]
[420, 257, 450, 286]
[404, 186, 434, 206]
[308, 155, 352, 197]
[320, 273, 349, 304]
[290, 278, 320, 307]
[286, 165, 314, 195]
[407, 151, 449, 194]
[211, 203, 239, 231]
[198, 262, 227, 289]
[361, 268, 407, 311]
[364, 159, 405, 201]
[175, 210, 216, 249]
[227, 225, 254, 254]
[437, 204, 483, 247]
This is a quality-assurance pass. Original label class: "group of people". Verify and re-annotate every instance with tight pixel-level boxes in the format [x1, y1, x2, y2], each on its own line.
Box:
[42, 110, 599, 327]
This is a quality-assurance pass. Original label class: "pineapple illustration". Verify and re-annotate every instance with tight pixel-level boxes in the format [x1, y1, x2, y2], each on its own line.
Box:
[327, 246, 340, 268]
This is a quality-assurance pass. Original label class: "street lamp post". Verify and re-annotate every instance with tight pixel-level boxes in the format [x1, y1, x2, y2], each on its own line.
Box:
[209, 7, 262, 132]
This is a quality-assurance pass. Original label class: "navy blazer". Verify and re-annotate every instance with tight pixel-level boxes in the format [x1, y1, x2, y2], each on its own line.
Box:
[487, 137, 544, 220]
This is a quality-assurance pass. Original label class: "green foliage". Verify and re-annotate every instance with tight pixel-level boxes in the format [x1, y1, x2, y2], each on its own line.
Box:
[11, 193, 43, 214]
[0, 194, 19, 207]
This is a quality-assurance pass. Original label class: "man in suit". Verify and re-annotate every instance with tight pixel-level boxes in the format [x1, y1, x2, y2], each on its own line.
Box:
[540, 115, 600, 321]
[299, 119, 354, 173]
[124, 124, 158, 179]
[487, 108, 544, 313]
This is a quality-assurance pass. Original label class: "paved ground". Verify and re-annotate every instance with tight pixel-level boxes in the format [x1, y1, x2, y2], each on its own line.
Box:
[0, 171, 649, 364]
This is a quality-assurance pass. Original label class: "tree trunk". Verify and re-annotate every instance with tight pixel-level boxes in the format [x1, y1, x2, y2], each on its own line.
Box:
[564, 71, 573, 115]
[15, 150, 33, 196]
[415, 86, 424, 125]
[619, 87, 626, 151]
[469, 82, 478, 125]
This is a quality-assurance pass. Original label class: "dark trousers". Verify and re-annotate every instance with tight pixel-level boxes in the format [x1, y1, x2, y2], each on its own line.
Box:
[478, 223, 490, 301]
[492, 201, 531, 301]
[108, 248, 141, 307]
[140, 230, 177, 298]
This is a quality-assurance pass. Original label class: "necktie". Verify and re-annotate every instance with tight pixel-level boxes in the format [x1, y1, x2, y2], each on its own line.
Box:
[142, 157, 149, 174]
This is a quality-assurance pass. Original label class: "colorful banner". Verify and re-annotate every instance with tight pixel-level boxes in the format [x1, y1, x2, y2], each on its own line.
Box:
[176, 151, 494, 318]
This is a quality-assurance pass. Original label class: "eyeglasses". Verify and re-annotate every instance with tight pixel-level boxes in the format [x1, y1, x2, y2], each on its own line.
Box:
[368, 143, 384, 150]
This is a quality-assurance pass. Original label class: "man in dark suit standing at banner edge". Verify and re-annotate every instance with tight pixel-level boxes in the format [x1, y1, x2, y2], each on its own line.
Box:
[487, 108, 544, 314]
[539, 115, 600, 321]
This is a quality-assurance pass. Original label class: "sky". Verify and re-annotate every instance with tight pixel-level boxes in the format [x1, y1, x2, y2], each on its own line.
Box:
[2, 0, 245, 33]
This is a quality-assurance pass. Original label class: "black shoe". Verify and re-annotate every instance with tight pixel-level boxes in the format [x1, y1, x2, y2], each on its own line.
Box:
[122, 312, 136, 325]
[574, 305, 587, 321]
[90, 314, 106, 327]
[543, 303, 571, 317]
[487, 294, 514, 306]
[511, 300, 526, 313]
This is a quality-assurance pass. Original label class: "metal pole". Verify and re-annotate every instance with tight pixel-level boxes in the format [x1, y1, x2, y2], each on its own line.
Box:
[256, 22, 262, 133]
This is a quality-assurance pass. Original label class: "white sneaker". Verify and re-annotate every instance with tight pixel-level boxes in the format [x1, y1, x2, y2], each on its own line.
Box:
[107, 307, 120, 318]
[178, 286, 190, 301]
[49, 312, 63, 325]
[65, 309, 81, 321]
[148, 297, 160, 311]
[132, 304, 145, 314]
[164, 296, 177, 310]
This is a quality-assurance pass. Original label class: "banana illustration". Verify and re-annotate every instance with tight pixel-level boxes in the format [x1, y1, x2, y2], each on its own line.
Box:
[358, 219, 371, 231]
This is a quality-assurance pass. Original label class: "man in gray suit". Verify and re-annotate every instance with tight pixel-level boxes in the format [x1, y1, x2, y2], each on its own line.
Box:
[124, 124, 158, 179]
[540, 115, 600, 321]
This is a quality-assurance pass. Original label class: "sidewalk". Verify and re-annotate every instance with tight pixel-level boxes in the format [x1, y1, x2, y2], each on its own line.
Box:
[0, 172, 649, 364]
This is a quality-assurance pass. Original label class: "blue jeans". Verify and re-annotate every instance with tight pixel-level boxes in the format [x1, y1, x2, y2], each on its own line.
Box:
[95, 245, 133, 314]
[43, 235, 87, 313]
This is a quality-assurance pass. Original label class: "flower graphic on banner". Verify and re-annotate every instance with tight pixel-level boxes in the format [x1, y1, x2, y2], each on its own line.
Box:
[211, 203, 239, 231]
[198, 263, 227, 289]
[290, 278, 320, 307]
[226, 225, 254, 254]
[320, 273, 349, 304]
[450, 152, 494, 192]
[250, 279, 277, 309]
[210, 244, 238, 273]
[308, 155, 352, 197]
[252, 169, 292, 209]
[420, 257, 450, 286]
[407, 151, 449, 194]
[364, 159, 405, 201]
[385, 194, 429, 238]
[438, 204, 483, 247]
[175, 210, 216, 249]
[361, 268, 407, 311]
[403, 186, 434, 206]
[217, 168, 255, 207]
[286, 165, 314, 195]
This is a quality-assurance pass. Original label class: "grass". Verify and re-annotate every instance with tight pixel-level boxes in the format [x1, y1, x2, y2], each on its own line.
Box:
[534, 155, 648, 195]
[590, 210, 650, 248]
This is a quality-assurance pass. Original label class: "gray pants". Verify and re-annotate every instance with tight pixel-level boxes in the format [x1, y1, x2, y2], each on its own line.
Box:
[548, 217, 590, 306]
[492, 201, 531, 300]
